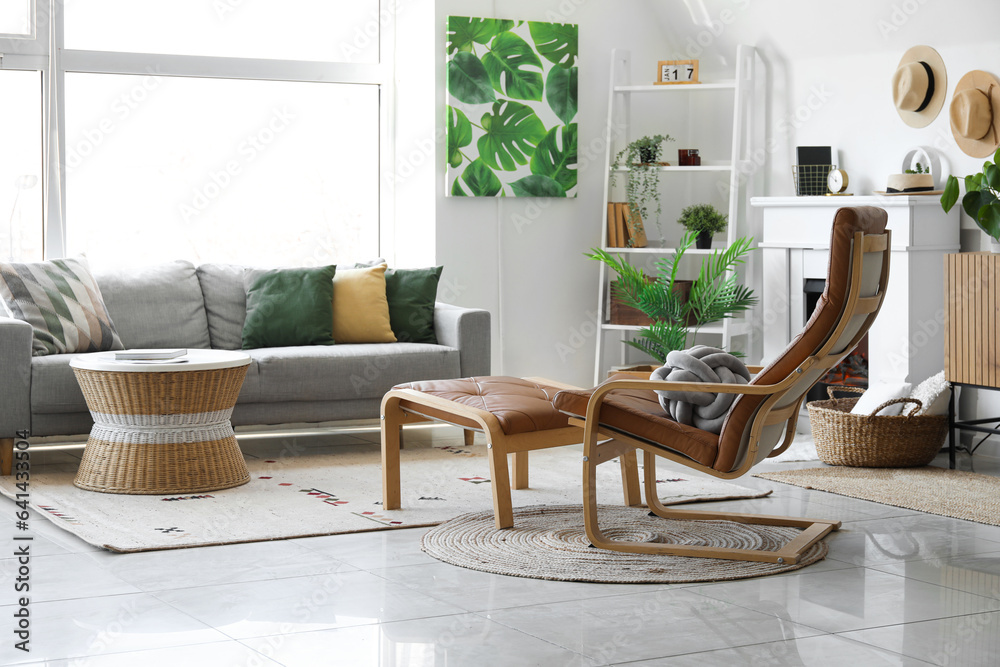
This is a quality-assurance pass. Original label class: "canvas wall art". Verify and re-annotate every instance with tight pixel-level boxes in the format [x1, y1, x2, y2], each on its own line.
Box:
[446, 16, 578, 198]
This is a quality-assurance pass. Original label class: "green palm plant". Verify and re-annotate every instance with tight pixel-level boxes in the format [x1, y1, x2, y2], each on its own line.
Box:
[587, 231, 756, 363]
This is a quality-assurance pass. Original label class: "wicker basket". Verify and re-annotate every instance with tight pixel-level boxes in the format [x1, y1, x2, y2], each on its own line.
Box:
[807, 386, 948, 467]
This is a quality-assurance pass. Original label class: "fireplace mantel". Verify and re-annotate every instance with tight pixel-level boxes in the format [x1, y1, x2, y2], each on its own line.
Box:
[752, 195, 960, 386]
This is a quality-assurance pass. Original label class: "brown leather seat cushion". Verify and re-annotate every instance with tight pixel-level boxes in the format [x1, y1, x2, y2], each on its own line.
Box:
[392, 376, 570, 435]
[552, 374, 720, 467]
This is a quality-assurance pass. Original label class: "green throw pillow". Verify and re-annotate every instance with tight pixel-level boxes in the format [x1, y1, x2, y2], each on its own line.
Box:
[242, 265, 337, 349]
[384, 266, 443, 344]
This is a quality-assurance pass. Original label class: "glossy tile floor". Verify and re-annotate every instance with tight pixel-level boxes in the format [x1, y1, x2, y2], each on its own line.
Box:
[3, 424, 1000, 666]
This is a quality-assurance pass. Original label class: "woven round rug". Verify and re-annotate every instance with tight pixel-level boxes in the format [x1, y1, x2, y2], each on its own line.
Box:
[422, 504, 828, 584]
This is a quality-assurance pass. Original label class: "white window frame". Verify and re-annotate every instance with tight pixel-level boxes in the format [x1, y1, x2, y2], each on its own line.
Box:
[0, 0, 395, 262]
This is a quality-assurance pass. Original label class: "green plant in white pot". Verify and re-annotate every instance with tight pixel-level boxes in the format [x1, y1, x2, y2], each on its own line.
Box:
[941, 148, 1000, 250]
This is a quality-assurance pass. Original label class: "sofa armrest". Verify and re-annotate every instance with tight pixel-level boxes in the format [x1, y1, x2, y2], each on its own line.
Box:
[434, 302, 491, 378]
[0, 316, 33, 438]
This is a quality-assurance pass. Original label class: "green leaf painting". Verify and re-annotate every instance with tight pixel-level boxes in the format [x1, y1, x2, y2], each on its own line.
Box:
[545, 66, 578, 125]
[447, 52, 496, 105]
[531, 123, 577, 192]
[527, 22, 578, 69]
[482, 31, 544, 101]
[477, 100, 546, 171]
[446, 15, 578, 197]
[447, 106, 472, 169]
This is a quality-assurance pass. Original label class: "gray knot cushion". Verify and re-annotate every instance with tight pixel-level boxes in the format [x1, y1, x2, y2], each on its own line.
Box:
[650, 345, 751, 434]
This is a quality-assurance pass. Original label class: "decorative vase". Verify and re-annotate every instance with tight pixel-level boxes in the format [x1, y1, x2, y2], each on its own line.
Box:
[695, 231, 712, 249]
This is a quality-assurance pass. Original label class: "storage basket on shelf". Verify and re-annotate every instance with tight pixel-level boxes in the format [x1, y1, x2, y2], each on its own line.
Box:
[807, 386, 948, 467]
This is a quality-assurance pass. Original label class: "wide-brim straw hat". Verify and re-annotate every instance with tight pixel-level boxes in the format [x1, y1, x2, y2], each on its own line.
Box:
[891, 45, 947, 128]
[950, 70, 1000, 158]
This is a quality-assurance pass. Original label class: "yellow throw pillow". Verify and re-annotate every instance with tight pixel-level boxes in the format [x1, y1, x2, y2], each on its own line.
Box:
[331, 263, 397, 344]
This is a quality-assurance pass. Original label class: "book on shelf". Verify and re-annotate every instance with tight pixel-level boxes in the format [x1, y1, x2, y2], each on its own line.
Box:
[606, 202, 647, 248]
[114, 349, 187, 361]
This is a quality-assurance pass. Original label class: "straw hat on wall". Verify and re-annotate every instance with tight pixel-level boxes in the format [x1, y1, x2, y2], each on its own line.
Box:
[950, 70, 1000, 158]
[891, 45, 947, 128]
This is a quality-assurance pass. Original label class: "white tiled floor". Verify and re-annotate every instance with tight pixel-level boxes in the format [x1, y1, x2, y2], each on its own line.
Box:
[4, 425, 1000, 666]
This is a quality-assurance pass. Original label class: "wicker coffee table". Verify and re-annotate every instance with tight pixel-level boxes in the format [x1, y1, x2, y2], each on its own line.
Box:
[70, 349, 251, 495]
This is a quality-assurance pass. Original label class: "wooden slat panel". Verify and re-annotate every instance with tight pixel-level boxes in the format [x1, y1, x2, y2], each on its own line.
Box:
[945, 252, 1000, 388]
[944, 255, 955, 382]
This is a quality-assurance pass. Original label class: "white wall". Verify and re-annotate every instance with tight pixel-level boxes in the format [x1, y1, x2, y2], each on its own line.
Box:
[399, 0, 1000, 398]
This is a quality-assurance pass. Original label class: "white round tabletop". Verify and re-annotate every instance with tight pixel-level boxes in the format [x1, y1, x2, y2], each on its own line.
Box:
[70, 349, 251, 373]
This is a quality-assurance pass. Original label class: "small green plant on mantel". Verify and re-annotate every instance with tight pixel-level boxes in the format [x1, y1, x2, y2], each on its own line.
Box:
[609, 134, 675, 241]
[906, 162, 927, 174]
[941, 148, 1000, 242]
[677, 203, 728, 249]
[586, 231, 757, 363]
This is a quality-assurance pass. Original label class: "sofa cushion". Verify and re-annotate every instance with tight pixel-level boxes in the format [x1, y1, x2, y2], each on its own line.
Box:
[248, 343, 461, 402]
[0, 257, 124, 356]
[332, 264, 396, 344]
[242, 266, 337, 349]
[197, 263, 247, 350]
[96, 261, 211, 349]
[385, 266, 443, 344]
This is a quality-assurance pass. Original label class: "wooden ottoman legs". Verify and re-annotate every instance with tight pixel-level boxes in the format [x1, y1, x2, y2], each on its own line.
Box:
[380, 387, 641, 530]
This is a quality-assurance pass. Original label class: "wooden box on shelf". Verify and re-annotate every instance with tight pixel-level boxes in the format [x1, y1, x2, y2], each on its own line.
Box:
[609, 281, 653, 326]
[945, 252, 1000, 388]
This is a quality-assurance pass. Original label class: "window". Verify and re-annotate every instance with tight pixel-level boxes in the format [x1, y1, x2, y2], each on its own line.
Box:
[64, 0, 381, 63]
[0, 70, 43, 261]
[4, 2, 392, 267]
[0, 1, 32, 36]
[65, 74, 379, 267]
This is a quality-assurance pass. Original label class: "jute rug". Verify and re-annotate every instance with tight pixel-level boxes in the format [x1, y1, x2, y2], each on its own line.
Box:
[0, 443, 767, 552]
[755, 466, 1000, 526]
[422, 504, 827, 583]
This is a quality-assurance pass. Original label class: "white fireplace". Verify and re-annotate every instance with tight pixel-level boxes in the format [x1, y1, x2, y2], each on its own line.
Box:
[752, 195, 960, 386]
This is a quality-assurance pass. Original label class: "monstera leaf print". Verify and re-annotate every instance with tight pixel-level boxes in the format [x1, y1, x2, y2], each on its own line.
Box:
[545, 66, 578, 125]
[452, 159, 504, 197]
[481, 31, 544, 102]
[447, 51, 495, 105]
[531, 123, 577, 193]
[447, 106, 472, 169]
[447, 17, 515, 55]
[510, 175, 566, 197]
[445, 17, 578, 197]
[477, 100, 546, 171]
[528, 22, 578, 68]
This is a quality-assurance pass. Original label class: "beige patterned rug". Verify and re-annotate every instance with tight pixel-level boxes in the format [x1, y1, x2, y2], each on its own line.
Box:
[0, 443, 768, 552]
[755, 466, 1000, 526]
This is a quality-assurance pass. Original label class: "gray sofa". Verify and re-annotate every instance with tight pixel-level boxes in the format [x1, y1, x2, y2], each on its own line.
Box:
[0, 260, 490, 454]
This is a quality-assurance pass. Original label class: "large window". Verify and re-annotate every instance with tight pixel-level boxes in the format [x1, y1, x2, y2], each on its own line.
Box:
[1, 2, 391, 267]
[65, 74, 379, 266]
[0, 1, 32, 36]
[0, 70, 43, 261]
[64, 0, 381, 63]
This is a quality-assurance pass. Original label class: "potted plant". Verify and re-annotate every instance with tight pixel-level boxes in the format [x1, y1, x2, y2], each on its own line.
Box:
[586, 231, 756, 364]
[676, 203, 728, 249]
[941, 148, 1000, 251]
[610, 134, 675, 242]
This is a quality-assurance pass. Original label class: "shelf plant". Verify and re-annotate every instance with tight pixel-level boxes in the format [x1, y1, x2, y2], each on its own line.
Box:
[609, 134, 674, 241]
[941, 148, 1000, 244]
[676, 203, 728, 249]
[586, 231, 756, 363]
